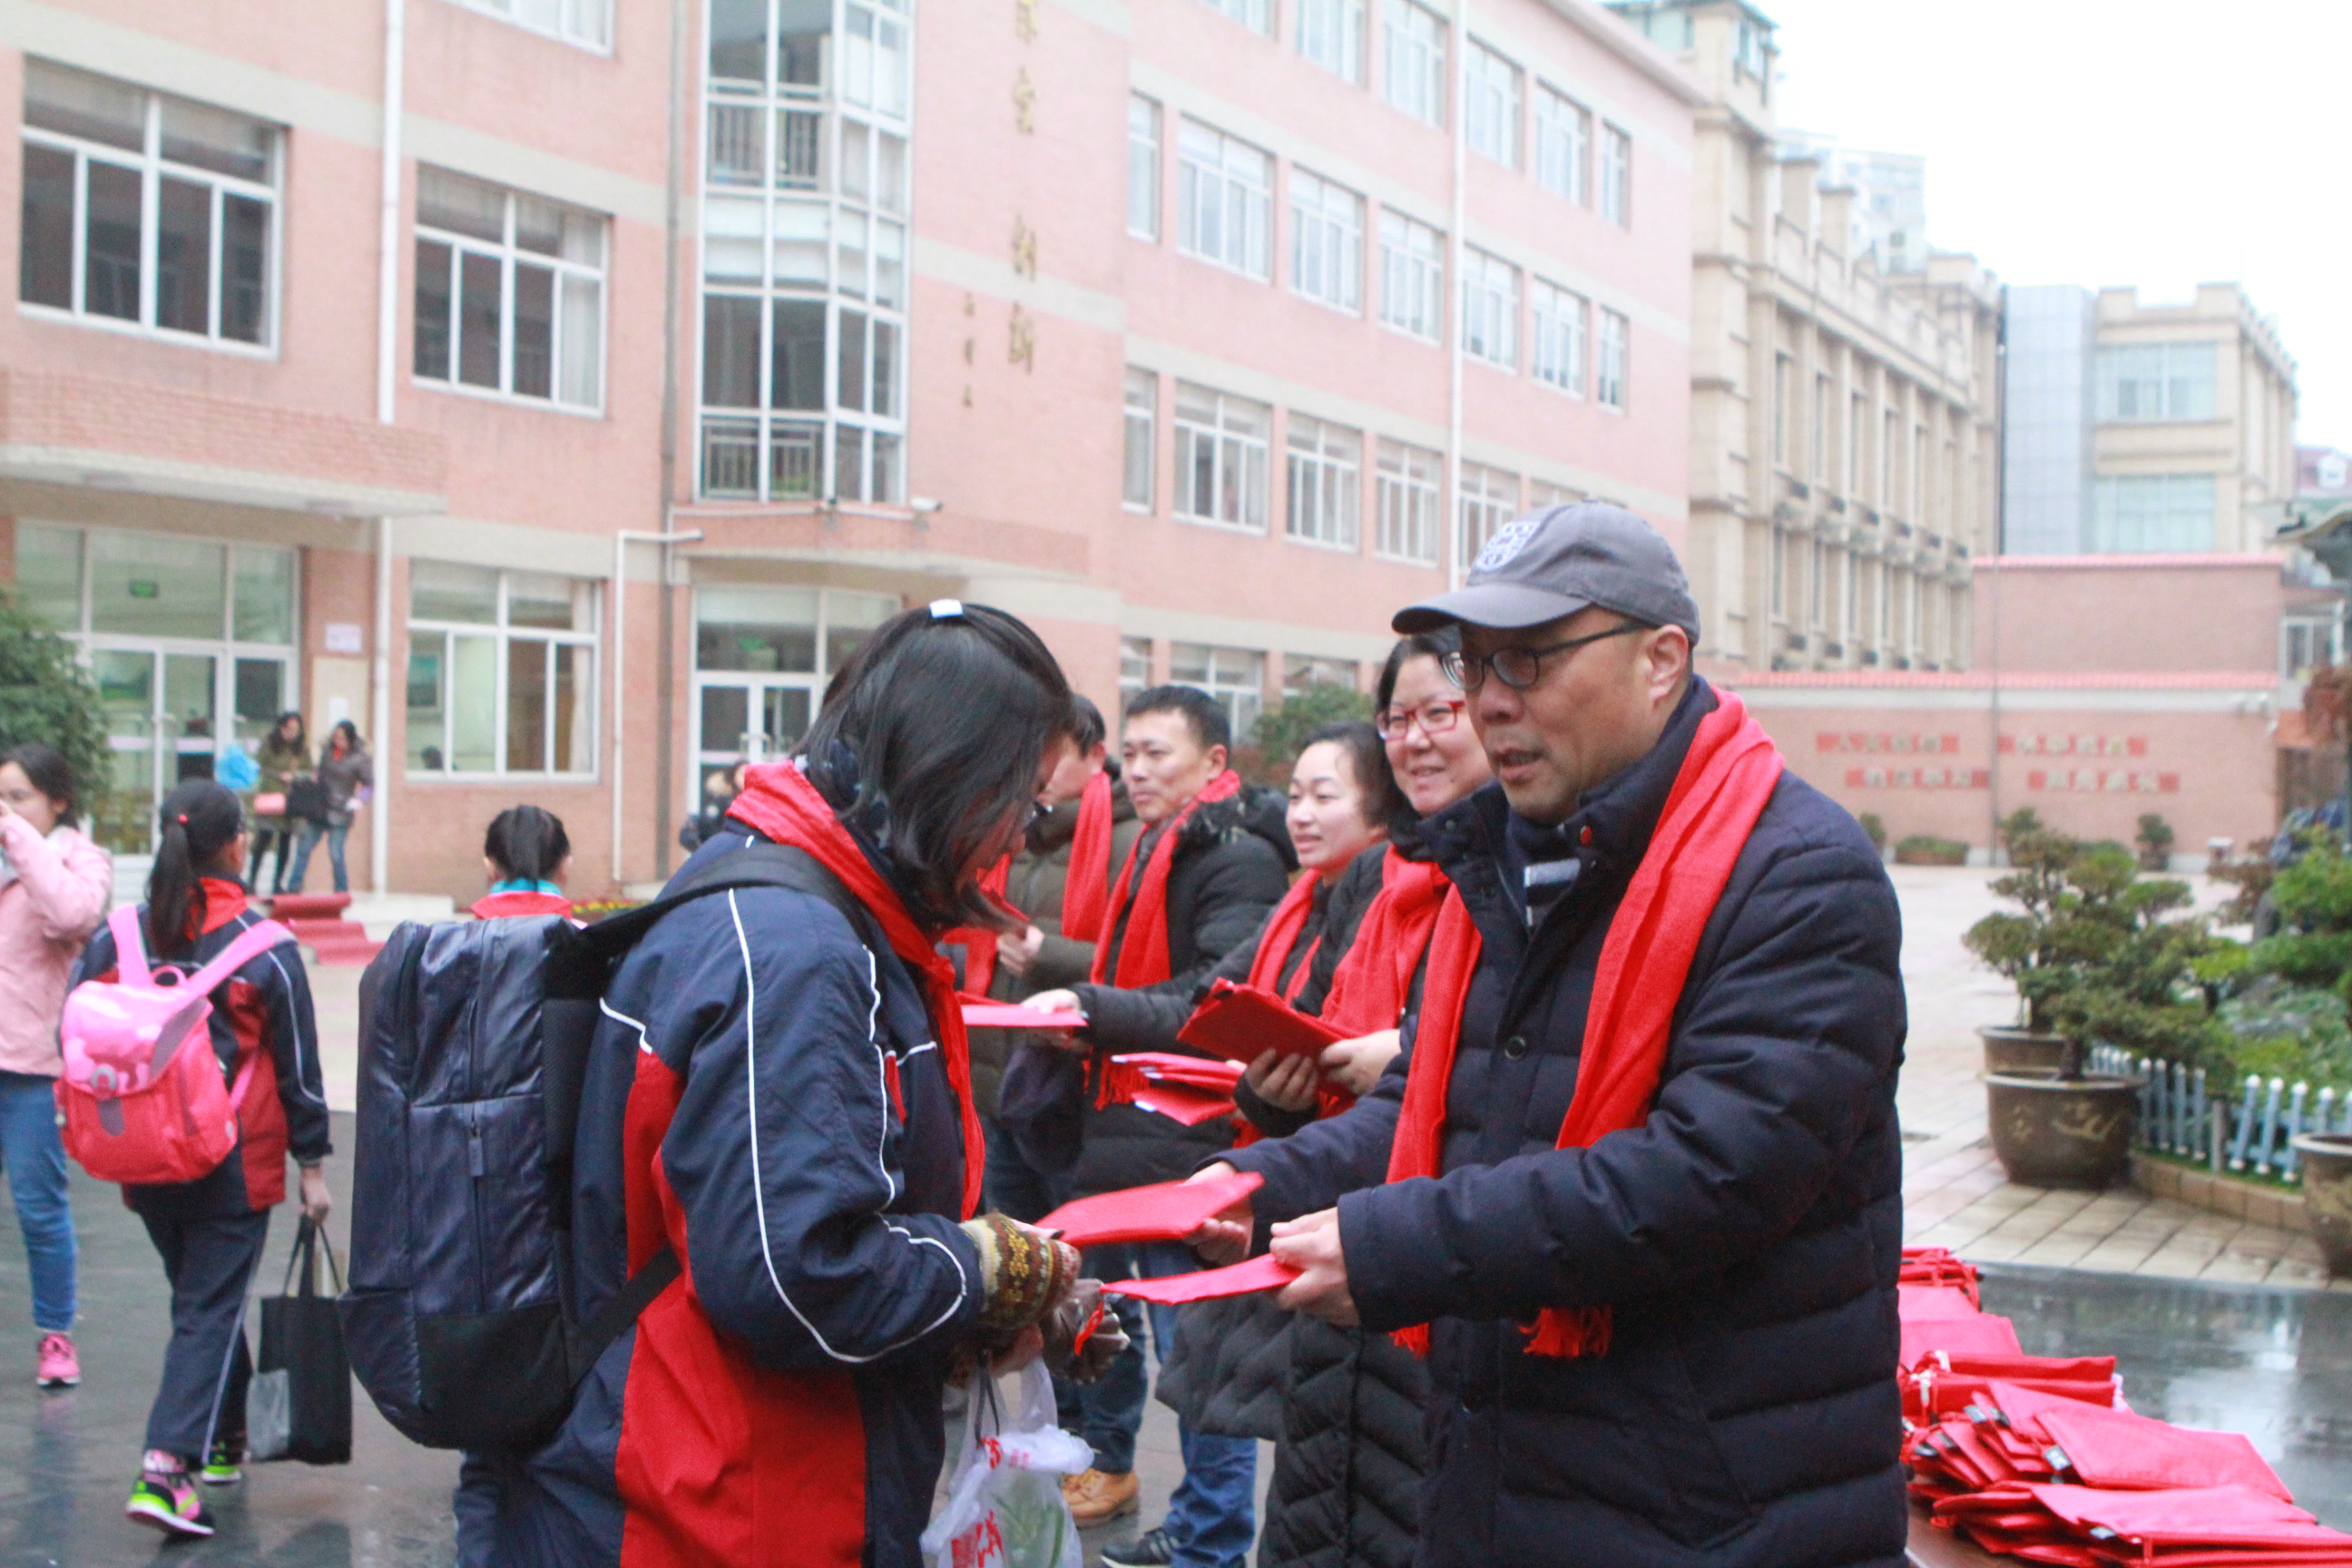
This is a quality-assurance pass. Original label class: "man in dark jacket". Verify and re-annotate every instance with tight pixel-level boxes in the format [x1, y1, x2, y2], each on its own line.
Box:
[1199, 504, 1908, 1568]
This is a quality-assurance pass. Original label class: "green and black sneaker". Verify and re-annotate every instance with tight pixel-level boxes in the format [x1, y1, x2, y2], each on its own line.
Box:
[126, 1455, 216, 1539]
[199, 1437, 245, 1485]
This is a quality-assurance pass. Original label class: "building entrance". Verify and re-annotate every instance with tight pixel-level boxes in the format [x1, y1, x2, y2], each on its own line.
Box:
[689, 583, 895, 818]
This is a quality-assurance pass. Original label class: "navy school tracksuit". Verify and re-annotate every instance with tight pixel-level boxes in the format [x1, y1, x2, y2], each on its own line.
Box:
[72, 887, 331, 1462]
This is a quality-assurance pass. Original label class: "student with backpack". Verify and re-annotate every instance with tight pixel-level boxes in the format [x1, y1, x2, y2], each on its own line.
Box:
[67, 781, 331, 1540]
[456, 602, 1127, 1568]
[470, 806, 573, 919]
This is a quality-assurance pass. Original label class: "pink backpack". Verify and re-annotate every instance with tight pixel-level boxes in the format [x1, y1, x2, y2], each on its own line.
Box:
[57, 905, 296, 1185]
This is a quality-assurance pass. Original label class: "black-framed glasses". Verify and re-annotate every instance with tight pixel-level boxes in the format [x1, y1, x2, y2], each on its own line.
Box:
[1442, 622, 1650, 692]
[1376, 699, 1467, 740]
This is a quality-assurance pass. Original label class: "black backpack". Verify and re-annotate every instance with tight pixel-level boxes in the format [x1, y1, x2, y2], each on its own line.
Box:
[338, 843, 874, 1451]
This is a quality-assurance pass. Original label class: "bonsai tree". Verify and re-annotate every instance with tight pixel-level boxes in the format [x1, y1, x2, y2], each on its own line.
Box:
[1964, 819, 2082, 1035]
[0, 586, 107, 824]
[2136, 812, 2177, 873]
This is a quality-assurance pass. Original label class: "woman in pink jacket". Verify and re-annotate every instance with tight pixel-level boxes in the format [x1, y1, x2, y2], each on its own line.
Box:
[0, 742, 110, 1389]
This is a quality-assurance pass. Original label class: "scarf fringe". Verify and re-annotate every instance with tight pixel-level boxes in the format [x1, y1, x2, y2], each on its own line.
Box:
[1094, 1058, 1148, 1110]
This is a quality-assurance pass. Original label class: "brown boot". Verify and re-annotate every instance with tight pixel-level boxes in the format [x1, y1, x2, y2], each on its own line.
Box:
[1061, 1467, 1141, 1524]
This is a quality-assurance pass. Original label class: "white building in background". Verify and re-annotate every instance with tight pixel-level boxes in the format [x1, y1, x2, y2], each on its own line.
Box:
[1775, 132, 1926, 275]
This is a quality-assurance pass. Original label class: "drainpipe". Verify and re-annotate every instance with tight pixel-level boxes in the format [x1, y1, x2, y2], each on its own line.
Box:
[611, 530, 701, 894]
[1986, 289, 2006, 862]
[654, 0, 690, 881]
[370, 0, 404, 898]
[1446, 0, 1470, 591]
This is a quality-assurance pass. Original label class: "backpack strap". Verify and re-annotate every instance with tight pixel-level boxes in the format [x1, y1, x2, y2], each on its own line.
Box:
[108, 904, 152, 985]
[568, 1247, 683, 1387]
[181, 917, 299, 998]
[579, 840, 873, 958]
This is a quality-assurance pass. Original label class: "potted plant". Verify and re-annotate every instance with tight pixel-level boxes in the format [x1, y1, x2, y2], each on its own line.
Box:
[2136, 812, 2177, 873]
[2298, 1132, 2352, 1277]
[1961, 817, 2079, 1074]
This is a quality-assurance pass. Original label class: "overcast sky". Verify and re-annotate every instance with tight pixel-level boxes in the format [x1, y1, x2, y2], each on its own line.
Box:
[1762, 0, 2350, 450]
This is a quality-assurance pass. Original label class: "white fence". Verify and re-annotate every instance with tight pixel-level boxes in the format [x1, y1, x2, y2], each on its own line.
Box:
[2085, 1045, 2352, 1184]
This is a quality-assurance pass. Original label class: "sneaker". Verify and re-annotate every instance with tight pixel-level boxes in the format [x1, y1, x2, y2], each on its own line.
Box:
[200, 1438, 244, 1485]
[1061, 1466, 1141, 1525]
[1099, 1526, 1177, 1568]
[35, 1333, 79, 1388]
[127, 1458, 215, 1539]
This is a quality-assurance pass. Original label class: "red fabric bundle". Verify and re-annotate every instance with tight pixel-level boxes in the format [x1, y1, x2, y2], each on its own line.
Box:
[1176, 980, 1348, 1066]
[1104, 1253, 1301, 1304]
[1093, 1054, 1246, 1125]
[1058, 771, 1117, 944]
[1902, 1245, 1984, 1308]
[1318, 848, 1450, 1036]
[1036, 1171, 1263, 1250]
[724, 764, 987, 1217]
[1901, 1311, 2024, 1370]
[2034, 1402, 2291, 1502]
[1090, 770, 1244, 988]
[1382, 695, 1784, 1359]
[1934, 1483, 2352, 1562]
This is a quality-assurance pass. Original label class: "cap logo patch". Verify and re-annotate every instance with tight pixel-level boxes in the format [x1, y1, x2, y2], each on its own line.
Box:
[1473, 516, 1544, 573]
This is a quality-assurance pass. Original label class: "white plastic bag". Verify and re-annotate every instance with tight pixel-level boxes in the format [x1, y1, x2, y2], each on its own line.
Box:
[922, 1360, 1094, 1568]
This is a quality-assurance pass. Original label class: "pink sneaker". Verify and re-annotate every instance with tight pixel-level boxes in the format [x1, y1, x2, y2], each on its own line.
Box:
[37, 1333, 79, 1388]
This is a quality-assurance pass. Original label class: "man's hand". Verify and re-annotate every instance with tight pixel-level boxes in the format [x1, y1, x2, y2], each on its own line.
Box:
[1318, 1030, 1402, 1096]
[997, 925, 1046, 976]
[1183, 1161, 1254, 1265]
[299, 1165, 332, 1224]
[1271, 1208, 1357, 1326]
[1244, 1049, 1319, 1112]
[1018, 989, 1091, 1053]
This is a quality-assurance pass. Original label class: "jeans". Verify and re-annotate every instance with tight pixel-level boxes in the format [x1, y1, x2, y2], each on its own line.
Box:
[1078, 1240, 1256, 1568]
[287, 821, 349, 894]
[0, 1073, 75, 1333]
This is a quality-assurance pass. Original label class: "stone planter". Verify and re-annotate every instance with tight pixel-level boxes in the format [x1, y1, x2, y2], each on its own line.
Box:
[2297, 1133, 2352, 1277]
[1984, 1073, 2139, 1190]
[1978, 1025, 2071, 1076]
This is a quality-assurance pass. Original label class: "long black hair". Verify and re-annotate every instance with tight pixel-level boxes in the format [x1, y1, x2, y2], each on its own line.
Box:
[1, 742, 76, 820]
[800, 601, 1072, 931]
[1298, 720, 1405, 829]
[485, 806, 571, 884]
[148, 780, 244, 957]
[264, 710, 306, 754]
[1376, 627, 1461, 715]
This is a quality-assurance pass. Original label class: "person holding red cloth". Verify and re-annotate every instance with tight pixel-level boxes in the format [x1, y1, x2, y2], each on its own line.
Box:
[1192, 505, 1908, 1568]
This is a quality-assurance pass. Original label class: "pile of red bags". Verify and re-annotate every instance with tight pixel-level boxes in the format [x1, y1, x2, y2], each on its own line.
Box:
[1093, 1053, 1245, 1126]
[1897, 1247, 2352, 1563]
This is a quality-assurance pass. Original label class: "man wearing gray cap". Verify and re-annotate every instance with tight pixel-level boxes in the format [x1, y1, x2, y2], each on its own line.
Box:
[1193, 504, 1908, 1567]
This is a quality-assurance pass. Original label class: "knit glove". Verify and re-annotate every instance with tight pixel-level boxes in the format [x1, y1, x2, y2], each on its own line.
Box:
[957, 1214, 1129, 1383]
[1041, 1276, 1127, 1384]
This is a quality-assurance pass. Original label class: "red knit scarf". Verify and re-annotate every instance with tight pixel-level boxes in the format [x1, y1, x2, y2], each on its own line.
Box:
[941, 856, 1014, 996]
[1385, 694, 1784, 1359]
[1318, 848, 1451, 1037]
[1058, 771, 1117, 945]
[1244, 873, 1324, 1007]
[727, 763, 988, 1219]
[1089, 769, 1243, 988]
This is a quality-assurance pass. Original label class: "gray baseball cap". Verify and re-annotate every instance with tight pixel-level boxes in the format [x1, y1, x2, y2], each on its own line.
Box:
[1392, 502, 1701, 641]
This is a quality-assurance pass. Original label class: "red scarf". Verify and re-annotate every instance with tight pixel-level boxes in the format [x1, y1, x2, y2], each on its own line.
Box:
[470, 890, 576, 919]
[726, 763, 988, 1219]
[1089, 769, 1244, 988]
[940, 857, 1015, 996]
[1244, 873, 1324, 1008]
[1319, 849, 1451, 1037]
[1386, 694, 1784, 1359]
[1058, 772, 1117, 944]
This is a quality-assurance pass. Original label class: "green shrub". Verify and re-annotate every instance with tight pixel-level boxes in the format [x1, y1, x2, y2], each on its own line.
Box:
[0, 586, 108, 827]
[1240, 681, 1374, 784]
[1895, 834, 1969, 865]
[1857, 812, 1888, 854]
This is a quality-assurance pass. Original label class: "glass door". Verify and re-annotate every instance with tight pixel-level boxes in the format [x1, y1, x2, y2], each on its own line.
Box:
[92, 650, 157, 857]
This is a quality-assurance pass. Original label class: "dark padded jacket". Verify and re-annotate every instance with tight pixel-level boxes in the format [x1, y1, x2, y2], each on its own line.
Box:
[1226, 679, 1909, 1568]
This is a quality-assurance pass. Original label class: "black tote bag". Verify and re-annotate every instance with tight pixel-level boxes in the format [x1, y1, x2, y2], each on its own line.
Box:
[284, 776, 332, 826]
[252, 1217, 353, 1465]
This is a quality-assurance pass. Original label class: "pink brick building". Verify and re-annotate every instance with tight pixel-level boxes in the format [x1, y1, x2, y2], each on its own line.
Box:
[0, 0, 1699, 901]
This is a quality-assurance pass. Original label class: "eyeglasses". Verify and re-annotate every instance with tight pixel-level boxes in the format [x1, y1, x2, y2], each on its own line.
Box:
[1442, 622, 1651, 692]
[1376, 700, 1467, 740]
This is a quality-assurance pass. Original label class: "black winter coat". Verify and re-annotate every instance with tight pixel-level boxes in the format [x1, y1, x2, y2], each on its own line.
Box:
[1226, 679, 1909, 1568]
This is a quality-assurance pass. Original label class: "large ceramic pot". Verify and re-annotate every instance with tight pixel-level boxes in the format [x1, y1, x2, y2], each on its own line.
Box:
[2298, 1133, 2352, 1278]
[1984, 1073, 2138, 1189]
[1979, 1025, 2071, 1076]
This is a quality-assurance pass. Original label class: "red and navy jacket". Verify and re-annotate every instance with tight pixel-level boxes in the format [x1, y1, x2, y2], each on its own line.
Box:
[479, 825, 987, 1568]
[70, 879, 331, 1214]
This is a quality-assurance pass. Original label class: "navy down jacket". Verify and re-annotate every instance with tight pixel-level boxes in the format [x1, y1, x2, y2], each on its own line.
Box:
[1225, 678, 1909, 1568]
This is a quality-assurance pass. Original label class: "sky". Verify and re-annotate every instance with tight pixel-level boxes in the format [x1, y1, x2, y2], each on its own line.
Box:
[1761, 0, 2352, 449]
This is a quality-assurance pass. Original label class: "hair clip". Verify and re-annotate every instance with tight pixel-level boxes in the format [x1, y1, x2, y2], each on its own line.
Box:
[176, 813, 190, 826]
[928, 599, 965, 620]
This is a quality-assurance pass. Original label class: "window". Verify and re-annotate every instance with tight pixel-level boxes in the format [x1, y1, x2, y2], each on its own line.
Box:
[1177, 120, 1272, 279]
[1596, 309, 1629, 409]
[1600, 123, 1632, 226]
[1169, 642, 1267, 742]
[1174, 381, 1272, 530]
[1121, 637, 1154, 714]
[1128, 94, 1161, 240]
[1813, 374, 1831, 481]
[1912, 425, 1926, 524]
[1198, 0, 1273, 32]
[1382, 0, 1446, 125]
[2091, 475, 2217, 553]
[1377, 438, 1442, 563]
[1284, 654, 1358, 694]
[1531, 279, 1587, 396]
[1287, 415, 1362, 549]
[1457, 463, 1519, 573]
[407, 563, 597, 776]
[2097, 342, 2217, 423]
[1880, 407, 1896, 506]
[1465, 41, 1520, 168]
[1122, 368, 1157, 510]
[1534, 84, 1591, 205]
[415, 166, 606, 409]
[1377, 209, 1443, 339]
[1808, 539, 1825, 628]
[1847, 391, 1867, 496]
[1297, 0, 1366, 83]
[1528, 479, 1583, 511]
[1460, 247, 1517, 369]
[18, 60, 279, 347]
[1772, 354, 1793, 466]
[451, 0, 612, 51]
[1768, 527, 1786, 619]
[1289, 169, 1364, 314]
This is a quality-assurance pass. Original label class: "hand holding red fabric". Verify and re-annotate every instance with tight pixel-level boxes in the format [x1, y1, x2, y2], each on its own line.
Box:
[1270, 1208, 1356, 1326]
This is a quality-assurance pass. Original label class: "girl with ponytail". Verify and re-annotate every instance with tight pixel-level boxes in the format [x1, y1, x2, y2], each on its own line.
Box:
[69, 780, 333, 1540]
[471, 806, 575, 919]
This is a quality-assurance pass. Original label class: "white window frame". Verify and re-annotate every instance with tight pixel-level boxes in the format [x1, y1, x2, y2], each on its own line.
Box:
[1465, 40, 1521, 169]
[415, 167, 609, 413]
[1128, 93, 1161, 240]
[1177, 119, 1273, 280]
[1377, 208, 1443, 341]
[1460, 247, 1517, 370]
[1121, 636, 1154, 713]
[1289, 168, 1364, 315]
[1596, 308, 1629, 409]
[1169, 642, 1267, 743]
[1286, 414, 1363, 551]
[406, 564, 601, 779]
[1534, 83, 1590, 206]
[1173, 381, 1272, 532]
[1456, 463, 1520, 574]
[1123, 367, 1157, 512]
[448, 0, 613, 54]
[1376, 438, 1442, 564]
[1531, 279, 1587, 397]
[2092, 474, 2219, 553]
[1382, 0, 1446, 125]
[1600, 122, 1632, 226]
[17, 61, 282, 353]
[1197, 0, 1275, 33]
[2097, 341, 2218, 423]
[1297, 0, 1367, 83]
